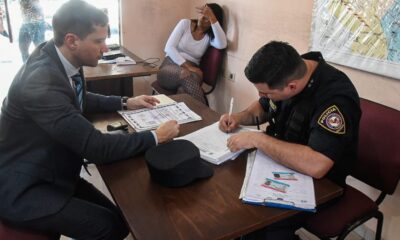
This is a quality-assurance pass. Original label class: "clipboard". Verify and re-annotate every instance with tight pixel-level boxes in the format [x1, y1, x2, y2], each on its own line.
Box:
[240, 150, 316, 212]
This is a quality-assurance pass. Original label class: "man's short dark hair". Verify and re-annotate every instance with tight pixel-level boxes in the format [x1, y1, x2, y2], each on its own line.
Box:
[244, 41, 306, 89]
[52, 0, 108, 46]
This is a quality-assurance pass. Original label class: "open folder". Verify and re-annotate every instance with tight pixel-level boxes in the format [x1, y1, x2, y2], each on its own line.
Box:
[240, 150, 316, 212]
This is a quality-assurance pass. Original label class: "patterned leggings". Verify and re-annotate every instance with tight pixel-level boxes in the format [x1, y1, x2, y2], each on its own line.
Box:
[157, 57, 206, 104]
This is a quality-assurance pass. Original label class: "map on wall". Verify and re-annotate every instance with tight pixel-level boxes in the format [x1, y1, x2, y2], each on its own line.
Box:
[310, 0, 400, 79]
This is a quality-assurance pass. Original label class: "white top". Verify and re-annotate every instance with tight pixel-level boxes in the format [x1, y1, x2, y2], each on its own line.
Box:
[164, 19, 227, 65]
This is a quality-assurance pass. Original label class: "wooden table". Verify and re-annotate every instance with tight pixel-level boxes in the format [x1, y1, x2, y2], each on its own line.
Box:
[90, 94, 343, 240]
[83, 47, 159, 97]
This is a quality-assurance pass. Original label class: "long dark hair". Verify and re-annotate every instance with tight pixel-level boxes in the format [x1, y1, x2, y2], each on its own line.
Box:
[205, 3, 224, 39]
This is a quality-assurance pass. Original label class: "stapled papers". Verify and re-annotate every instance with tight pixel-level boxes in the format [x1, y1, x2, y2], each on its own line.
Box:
[240, 150, 316, 212]
[177, 122, 256, 165]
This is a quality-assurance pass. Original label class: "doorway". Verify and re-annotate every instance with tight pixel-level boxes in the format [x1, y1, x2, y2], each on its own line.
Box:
[0, 0, 120, 106]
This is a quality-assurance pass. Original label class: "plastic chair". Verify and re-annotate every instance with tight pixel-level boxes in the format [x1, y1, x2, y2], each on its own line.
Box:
[152, 46, 224, 105]
[304, 98, 400, 240]
[0, 220, 53, 240]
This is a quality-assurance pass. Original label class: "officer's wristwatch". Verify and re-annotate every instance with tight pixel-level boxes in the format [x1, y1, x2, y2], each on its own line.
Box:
[121, 96, 129, 110]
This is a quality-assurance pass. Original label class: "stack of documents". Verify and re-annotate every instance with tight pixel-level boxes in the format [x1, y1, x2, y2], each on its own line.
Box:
[177, 122, 256, 165]
[119, 102, 201, 132]
[240, 150, 316, 211]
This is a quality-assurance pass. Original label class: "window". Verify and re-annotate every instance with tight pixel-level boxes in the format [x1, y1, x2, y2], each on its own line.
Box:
[0, 0, 121, 104]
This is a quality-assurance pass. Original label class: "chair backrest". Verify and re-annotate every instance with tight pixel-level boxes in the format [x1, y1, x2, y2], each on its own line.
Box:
[0, 221, 52, 240]
[199, 46, 224, 95]
[352, 98, 400, 195]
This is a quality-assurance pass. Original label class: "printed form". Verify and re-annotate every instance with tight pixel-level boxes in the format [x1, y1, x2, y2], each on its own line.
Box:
[119, 102, 201, 132]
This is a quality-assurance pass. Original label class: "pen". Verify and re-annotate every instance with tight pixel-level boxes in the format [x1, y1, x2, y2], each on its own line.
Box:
[227, 97, 234, 133]
[256, 116, 260, 130]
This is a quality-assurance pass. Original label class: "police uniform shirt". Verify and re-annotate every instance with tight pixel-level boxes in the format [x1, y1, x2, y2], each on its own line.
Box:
[260, 52, 361, 186]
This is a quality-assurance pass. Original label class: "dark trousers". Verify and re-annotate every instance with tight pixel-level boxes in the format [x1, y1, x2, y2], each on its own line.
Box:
[240, 213, 306, 240]
[16, 178, 129, 240]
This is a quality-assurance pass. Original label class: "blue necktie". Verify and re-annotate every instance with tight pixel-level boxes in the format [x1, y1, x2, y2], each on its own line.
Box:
[71, 73, 83, 110]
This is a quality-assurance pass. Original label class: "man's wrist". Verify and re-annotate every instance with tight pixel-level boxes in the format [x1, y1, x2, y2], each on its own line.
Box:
[151, 130, 158, 145]
[121, 96, 129, 110]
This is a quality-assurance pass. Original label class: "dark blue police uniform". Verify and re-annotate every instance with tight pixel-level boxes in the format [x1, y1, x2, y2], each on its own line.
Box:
[244, 52, 361, 240]
[259, 51, 361, 186]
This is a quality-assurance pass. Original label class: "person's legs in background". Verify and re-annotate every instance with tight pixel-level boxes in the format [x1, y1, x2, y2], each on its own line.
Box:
[157, 57, 206, 104]
[18, 23, 32, 62]
[180, 71, 206, 104]
[32, 21, 46, 47]
[157, 57, 182, 92]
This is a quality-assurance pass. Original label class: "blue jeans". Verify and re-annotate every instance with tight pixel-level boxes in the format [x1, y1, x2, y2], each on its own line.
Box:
[18, 21, 46, 62]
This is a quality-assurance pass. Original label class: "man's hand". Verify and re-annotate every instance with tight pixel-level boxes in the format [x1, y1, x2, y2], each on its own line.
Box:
[155, 120, 180, 144]
[227, 132, 263, 152]
[127, 95, 160, 110]
[219, 113, 240, 133]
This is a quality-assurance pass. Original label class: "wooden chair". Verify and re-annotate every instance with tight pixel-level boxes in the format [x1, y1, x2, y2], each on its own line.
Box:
[304, 98, 400, 240]
[0, 220, 53, 240]
[151, 46, 224, 105]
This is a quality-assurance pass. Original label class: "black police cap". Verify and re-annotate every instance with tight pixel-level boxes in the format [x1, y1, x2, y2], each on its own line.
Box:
[145, 139, 213, 187]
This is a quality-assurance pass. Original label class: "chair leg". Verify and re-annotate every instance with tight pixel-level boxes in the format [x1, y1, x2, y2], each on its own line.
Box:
[204, 95, 209, 106]
[375, 211, 383, 240]
[336, 227, 352, 240]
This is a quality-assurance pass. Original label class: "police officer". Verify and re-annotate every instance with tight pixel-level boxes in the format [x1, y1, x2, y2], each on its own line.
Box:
[219, 41, 361, 240]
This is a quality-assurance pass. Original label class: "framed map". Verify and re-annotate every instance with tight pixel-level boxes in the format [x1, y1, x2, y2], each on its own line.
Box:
[310, 0, 400, 79]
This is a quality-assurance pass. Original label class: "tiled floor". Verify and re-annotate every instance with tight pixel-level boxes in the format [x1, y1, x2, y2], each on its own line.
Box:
[60, 165, 364, 240]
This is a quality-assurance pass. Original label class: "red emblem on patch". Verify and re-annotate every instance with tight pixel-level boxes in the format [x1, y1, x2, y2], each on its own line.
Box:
[318, 105, 346, 134]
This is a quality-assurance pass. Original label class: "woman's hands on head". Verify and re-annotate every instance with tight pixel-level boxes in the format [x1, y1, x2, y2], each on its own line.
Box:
[196, 5, 217, 24]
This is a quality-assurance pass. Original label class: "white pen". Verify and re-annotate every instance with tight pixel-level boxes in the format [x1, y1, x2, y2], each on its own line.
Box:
[227, 97, 234, 133]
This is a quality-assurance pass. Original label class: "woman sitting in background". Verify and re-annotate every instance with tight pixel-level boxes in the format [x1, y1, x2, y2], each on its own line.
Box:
[157, 3, 227, 104]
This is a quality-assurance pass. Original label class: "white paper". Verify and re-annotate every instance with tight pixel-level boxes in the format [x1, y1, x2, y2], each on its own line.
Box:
[119, 102, 201, 132]
[241, 150, 316, 211]
[153, 94, 176, 106]
[177, 122, 256, 165]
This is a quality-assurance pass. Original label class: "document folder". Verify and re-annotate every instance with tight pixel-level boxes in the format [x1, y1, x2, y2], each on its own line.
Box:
[240, 150, 316, 212]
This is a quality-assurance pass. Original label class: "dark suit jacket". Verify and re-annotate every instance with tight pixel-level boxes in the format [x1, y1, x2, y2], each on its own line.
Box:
[0, 41, 156, 222]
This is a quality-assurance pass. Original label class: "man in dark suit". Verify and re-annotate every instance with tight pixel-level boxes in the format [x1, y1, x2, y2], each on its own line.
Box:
[0, 1, 179, 239]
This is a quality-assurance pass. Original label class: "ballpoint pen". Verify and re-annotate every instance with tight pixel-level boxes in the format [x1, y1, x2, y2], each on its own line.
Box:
[256, 116, 260, 130]
[227, 97, 234, 133]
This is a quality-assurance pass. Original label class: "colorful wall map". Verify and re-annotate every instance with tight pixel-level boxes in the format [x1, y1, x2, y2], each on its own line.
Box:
[310, 0, 400, 79]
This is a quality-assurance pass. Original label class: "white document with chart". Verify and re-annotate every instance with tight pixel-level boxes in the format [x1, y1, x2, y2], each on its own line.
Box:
[119, 102, 201, 132]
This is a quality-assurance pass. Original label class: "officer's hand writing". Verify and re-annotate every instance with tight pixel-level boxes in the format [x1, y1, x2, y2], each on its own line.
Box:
[227, 132, 263, 152]
[155, 120, 180, 144]
[127, 95, 160, 110]
[219, 114, 239, 133]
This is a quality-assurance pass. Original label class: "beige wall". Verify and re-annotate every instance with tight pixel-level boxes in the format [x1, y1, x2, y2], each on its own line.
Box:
[121, 0, 400, 239]
[120, 0, 192, 94]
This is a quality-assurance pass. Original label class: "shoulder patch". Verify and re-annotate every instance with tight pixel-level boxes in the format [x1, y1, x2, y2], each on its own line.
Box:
[269, 99, 277, 111]
[317, 105, 346, 134]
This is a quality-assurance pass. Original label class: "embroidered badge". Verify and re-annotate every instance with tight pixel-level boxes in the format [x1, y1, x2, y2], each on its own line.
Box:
[269, 99, 277, 111]
[317, 105, 346, 134]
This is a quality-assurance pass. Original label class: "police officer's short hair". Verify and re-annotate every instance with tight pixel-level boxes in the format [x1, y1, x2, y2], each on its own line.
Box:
[245, 41, 307, 89]
[52, 0, 108, 47]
